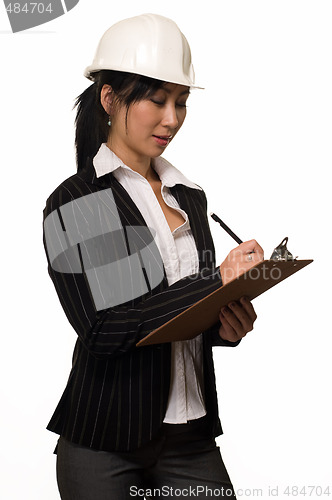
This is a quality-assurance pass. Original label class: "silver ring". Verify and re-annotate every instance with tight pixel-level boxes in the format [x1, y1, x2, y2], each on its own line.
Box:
[247, 254, 253, 261]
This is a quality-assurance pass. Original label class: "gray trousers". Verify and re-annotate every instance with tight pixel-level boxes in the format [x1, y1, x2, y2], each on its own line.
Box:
[56, 417, 237, 499]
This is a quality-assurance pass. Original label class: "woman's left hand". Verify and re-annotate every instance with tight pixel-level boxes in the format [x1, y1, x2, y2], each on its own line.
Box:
[218, 296, 257, 342]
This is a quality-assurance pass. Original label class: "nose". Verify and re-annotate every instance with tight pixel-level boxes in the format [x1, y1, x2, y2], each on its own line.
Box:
[161, 103, 180, 129]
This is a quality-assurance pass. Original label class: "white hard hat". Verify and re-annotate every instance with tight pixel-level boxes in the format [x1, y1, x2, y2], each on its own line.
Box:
[84, 13, 202, 88]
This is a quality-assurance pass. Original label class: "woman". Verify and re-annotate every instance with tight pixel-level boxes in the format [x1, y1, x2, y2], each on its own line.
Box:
[43, 13, 264, 499]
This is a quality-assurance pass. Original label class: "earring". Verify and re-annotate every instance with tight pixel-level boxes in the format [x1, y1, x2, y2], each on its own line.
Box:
[107, 116, 111, 127]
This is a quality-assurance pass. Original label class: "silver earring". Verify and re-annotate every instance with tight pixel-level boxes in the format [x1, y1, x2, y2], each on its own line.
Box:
[107, 116, 111, 127]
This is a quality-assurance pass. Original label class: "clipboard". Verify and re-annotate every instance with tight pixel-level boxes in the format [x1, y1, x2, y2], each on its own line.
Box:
[136, 259, 313, 347]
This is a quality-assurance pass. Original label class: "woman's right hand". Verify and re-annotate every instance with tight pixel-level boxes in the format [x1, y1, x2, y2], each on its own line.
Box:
[219, 239, 264, 285]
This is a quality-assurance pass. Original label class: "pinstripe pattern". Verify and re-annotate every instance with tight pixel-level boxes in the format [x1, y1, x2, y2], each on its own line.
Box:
[43, 157, 239, 452]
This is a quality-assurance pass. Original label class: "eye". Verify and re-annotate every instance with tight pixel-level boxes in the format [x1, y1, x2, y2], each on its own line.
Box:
[176, 102, 188, 108]
[150, 97, 188, 108]
[150, 98, 165, 106]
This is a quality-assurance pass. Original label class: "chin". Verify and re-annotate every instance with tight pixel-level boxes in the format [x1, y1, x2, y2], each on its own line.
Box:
[146, 147, 166, 159]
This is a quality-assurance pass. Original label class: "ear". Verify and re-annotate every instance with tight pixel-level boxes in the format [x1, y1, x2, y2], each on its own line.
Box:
[100, 84, 113, 115]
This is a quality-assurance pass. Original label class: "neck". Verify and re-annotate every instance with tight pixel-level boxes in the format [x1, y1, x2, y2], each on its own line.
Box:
[106, 140, 158, 182]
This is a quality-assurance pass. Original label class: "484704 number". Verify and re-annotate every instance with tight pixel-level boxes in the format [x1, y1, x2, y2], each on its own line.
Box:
[6, 3, 53, 14]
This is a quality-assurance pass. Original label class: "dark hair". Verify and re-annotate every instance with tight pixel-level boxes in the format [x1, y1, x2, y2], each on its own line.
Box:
[74, 70, 165, 172]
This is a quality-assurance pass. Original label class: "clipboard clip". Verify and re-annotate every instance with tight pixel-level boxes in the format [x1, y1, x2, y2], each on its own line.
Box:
[270, 237, 298, 261]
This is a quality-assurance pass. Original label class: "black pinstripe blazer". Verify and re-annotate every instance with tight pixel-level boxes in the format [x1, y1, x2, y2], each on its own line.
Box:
[43, 157, 239, 452]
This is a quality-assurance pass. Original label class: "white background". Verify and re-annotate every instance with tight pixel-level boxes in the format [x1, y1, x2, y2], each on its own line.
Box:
[1, 1, 331, 498]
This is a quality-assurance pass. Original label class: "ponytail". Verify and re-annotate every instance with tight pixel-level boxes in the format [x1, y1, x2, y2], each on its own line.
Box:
[74, 80, 108, 172]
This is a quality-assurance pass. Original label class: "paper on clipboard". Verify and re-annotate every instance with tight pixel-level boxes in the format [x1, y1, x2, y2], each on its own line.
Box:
[136, 259, 313, 347]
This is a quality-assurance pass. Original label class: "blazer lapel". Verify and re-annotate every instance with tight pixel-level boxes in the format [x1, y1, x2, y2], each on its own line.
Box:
[83, 160, 215, 272]
[170, 184, 215, 271]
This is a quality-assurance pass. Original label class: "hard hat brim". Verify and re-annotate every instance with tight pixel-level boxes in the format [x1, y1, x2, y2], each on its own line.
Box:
[84, 65, 204, 90]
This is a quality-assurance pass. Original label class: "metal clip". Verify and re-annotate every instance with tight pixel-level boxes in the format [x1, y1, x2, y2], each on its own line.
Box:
[270, 237, 297, 261]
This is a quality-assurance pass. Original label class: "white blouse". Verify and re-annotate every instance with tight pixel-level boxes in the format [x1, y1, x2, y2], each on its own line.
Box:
[93, 143, 207, 423]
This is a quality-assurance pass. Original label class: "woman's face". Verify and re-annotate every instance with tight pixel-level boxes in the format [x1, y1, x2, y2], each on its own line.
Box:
[106, 83, 190, 165]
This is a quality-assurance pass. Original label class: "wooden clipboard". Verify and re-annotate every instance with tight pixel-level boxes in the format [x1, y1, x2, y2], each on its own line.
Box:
[136, 259, 313, 347]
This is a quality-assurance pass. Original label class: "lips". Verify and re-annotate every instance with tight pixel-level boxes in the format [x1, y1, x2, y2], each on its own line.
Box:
[152, 135, 173, 147]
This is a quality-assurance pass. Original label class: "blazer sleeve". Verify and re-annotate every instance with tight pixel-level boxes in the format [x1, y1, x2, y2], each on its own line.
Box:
[44, 254, 224, 359]
[43, 185, 226, 359]
[209, 324, 242, 348]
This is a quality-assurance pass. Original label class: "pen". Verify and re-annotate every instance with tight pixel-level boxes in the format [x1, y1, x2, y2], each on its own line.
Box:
[210, 212, 243, 245]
